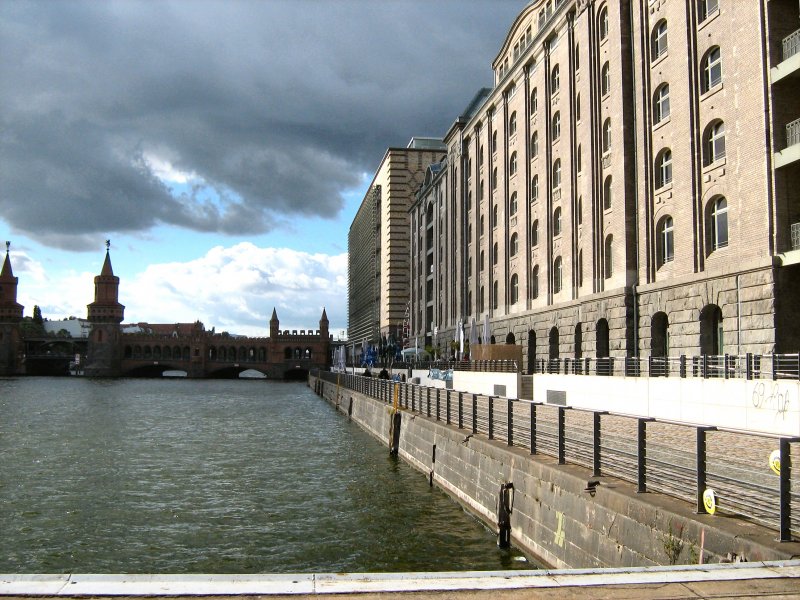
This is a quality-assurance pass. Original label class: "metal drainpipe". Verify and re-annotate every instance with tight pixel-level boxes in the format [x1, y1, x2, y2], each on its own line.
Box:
[629, 0, 641, 358]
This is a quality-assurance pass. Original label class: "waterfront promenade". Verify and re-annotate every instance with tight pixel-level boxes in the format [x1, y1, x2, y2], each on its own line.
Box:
[2, 561, 800, 598]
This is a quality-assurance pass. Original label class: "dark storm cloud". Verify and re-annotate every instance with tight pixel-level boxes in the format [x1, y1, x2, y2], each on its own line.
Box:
[0, 0, 523, 249]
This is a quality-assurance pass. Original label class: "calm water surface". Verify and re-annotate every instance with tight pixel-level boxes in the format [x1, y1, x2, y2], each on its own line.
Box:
[0, 377, 530, 573]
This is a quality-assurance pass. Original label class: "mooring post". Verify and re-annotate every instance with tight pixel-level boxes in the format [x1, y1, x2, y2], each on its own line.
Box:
[497, 482, 514, 548]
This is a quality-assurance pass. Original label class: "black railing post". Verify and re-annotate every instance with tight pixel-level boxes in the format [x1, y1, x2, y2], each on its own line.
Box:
[412, 387, 416, 412]
[680, 354, 687, 378]
[696, 427, 715, 513]
[472, 394, 478, 434]
[488, 396, 494, 440]
[427, 388, 431, 417]
[530, 402, 538, 454]
[447, 390, 451, 425]
[772, 351, 777, 380]
[593, 411, 606, 477]
[508, 399, 514, 446]
[648, 355, 653, 377]
[702, 354, 708, 379]
[637, 418, 653, 493]
[558, 406, 567, 465]
[779, 437, 796, 542]
[436, 389, 440, 421]
[458, 392, 463, 429]
[724, 354, 729, 380]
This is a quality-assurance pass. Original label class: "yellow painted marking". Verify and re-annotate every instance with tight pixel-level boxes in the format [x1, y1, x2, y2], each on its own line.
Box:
[554, 511, 565, 547]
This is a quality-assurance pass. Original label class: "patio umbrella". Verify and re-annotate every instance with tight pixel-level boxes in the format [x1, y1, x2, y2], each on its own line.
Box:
[483, 313, 491, 344]
[469, 317, 479, 348]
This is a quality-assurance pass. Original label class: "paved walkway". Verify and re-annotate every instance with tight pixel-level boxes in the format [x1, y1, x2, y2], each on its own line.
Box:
[3, 561, 799, 598]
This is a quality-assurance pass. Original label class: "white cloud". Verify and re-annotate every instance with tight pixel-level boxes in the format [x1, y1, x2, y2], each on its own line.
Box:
[123, 242, 347, 336]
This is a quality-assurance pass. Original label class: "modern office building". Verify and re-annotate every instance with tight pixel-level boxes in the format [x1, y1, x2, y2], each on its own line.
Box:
[408, 0, 800, 370]
[348, 138, 447, 352]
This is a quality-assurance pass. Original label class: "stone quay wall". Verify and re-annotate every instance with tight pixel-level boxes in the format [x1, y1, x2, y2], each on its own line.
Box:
[309, 374, 799, 569]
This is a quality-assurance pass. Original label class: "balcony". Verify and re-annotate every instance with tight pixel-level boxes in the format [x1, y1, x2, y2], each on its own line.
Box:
[775, 116, 800, 168]
[772, 28, 800, 83]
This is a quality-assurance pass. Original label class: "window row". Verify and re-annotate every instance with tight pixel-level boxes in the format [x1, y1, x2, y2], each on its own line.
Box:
[655, 196, 729, 266]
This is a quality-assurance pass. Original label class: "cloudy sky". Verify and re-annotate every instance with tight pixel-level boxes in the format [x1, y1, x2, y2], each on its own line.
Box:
[1, 0, 523, 337]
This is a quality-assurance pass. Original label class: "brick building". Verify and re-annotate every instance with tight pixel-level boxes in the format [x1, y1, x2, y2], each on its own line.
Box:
[407, 0, 800, 369]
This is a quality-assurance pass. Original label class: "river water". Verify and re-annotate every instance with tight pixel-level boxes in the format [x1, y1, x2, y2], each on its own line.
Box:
[0, 377, 530, 573]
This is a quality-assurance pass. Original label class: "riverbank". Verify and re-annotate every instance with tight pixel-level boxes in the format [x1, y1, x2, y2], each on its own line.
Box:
[309, 374, 800, 569]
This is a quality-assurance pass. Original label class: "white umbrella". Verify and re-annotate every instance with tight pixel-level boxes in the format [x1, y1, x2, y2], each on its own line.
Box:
[483, 313, 491, 344]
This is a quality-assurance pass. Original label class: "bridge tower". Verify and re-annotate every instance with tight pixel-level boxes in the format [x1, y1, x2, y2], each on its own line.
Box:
[270, 307, 280, 338]
[0, 242, 24, 375]
[84, 243, 125, 377]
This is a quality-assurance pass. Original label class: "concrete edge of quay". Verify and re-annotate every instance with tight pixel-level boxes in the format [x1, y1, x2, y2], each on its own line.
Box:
[1, 560, 800, 596]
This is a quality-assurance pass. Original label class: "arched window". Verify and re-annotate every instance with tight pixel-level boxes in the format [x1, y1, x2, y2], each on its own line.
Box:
[492, 131, 498, 154]
[574, 323, 583, 359]
[552, 159, 562, 189]
[467, 191, 472, 212]
[531, 131, 539, 157]
[709, 196, 729, 250]
[599, 6, 609, 41]
[510, 232, 519, 256]
[493, 281, 499, 310]
[554, 256, 563, 293]
[601, 62, 611, 95]
[553, 207, 562, 236]
[658, 215, 674, 265]
[551, 64, 560, 96]
[700, 304, 724, 355]
[284, 347, 292, 359]
[596, 318, 610, 358]
[552, 111, 561, 140]
[651, 312, 669, 358]
[530, 87, 538, 114]
[604, 234, 613, 279]
[479, 179, 484, 201]
[492, 167, 498, 191]
[509, 111, 517, 136]
[531, 265, 540, 299]
[510, 273, 519, 304]
[493, 242, 499, 265]
[702, 46, 722, 92]
[576, 93, 581, 122]
[468, 256, 472, 276]
[577, 196, 583, 225]
[549, 326, 560, 360]
[479, 145, 484, 167]
[578, 248, 583, 287]
[602, 118, 611, 153]
[577, 144, 582, 173]
[492, 203, 498, 227]
[510, 192, 518, 215]
[704, 120, 726, 165]
[509, 151, 518, 175]
[575, 43, 580, 71]
[480, 250, 485, 271]
[480, 286, 485, 312]
[480, 214, 485, 234]
[531, 174, 539, 201]
[603, 176, 612, 210]
[654, 84, 670, 123]
[532, 219, 539, 247]
[651, 20, 668, 59]
[506, 331, 516, 344]
[655, 149, 672, 188]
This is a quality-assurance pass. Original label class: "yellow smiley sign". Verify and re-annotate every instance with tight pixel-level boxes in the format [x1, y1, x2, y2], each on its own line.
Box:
[769, 450, 781, 476]
[703, 488, 717, 515]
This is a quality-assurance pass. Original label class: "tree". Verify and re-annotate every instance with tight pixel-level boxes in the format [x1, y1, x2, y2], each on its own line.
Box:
[33, 305, 43, 325]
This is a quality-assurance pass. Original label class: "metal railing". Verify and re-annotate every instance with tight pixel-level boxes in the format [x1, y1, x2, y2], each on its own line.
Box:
[534, 353, 800, 380]
[783, 28, 800, 62]
[791, 222, 800, 250]
[787, 117, 800, 149]
[315, 370, 799, 542]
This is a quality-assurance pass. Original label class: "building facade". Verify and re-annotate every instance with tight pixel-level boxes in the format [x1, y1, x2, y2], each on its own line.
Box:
[0, 244, 24, 375]
[348, 138, 447, 352]
[408, 0, 800, 369]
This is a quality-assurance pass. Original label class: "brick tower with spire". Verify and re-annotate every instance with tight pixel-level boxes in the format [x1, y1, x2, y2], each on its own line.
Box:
[84, 242, 125, 377]
[0, 242, 25, 375]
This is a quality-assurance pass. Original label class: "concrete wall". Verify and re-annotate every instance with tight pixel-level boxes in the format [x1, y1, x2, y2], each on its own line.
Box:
[533, 374, 800, 436]
[310, 375, 798, 569]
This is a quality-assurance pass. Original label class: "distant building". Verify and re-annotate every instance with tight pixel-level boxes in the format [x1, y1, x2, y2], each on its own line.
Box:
[405, 0, 800, 368]
[348, 137, 447, 353]
[0, 245, 24, 375]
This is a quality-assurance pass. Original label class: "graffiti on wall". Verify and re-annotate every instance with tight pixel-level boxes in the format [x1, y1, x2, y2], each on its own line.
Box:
[750, 381, 791, 421]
